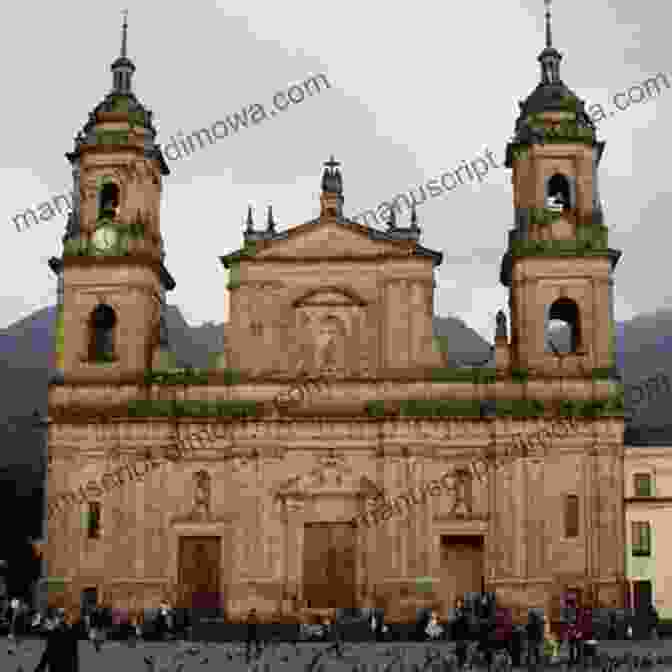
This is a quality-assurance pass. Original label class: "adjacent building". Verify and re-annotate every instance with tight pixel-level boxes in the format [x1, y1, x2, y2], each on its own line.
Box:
[624, 425, 672, 618]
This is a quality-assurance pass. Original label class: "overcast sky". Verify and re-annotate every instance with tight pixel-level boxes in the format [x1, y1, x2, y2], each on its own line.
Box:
[1, 0, 669, 342]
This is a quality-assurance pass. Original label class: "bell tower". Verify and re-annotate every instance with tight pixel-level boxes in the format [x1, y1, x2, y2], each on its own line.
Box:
[498, 0, 621, 378]
[52, 12, 175, 382]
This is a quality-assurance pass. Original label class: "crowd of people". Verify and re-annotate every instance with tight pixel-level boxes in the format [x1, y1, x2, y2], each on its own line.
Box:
[2, 596, 180, 669]
[0, 593, 664, 670]
[420, 595, 662, 669]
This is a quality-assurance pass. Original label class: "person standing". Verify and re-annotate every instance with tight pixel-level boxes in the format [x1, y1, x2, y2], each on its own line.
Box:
[156, 600, 172, 641]
[89, 605, 104, 653]
[648, 604, 659, 640]
[607, 612, 617, 640]
[127, 609, 142, 648]
[567, 617, 582, 666]
[8, 598, 18, 636]
[453, 598, 469, 670]
[33, 605, 80, 672]
[526, 611, 543, 668]
[245, 608, 261, 663]
[426, 610, 444, 640]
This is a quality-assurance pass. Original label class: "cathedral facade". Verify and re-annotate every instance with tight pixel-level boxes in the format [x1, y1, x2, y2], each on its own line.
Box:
[43, 11, 626, 625]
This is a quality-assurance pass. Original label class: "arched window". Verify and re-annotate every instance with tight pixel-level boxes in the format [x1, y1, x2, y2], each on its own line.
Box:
[545, 298, 581, 354]
[98, 183, 120, 219]
[88, 304, 117, 362]
[546, 173, 572, 210]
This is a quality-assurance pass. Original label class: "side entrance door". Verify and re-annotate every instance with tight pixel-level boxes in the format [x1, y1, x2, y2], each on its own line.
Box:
[178, 537, 222, 620]
[303, 522, 356, 609]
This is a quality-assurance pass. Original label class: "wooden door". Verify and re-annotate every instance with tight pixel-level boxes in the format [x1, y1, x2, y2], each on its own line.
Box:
[303, 523, 355, 609]
[439, 535, 484, 608]
[178, 537, 222, 616]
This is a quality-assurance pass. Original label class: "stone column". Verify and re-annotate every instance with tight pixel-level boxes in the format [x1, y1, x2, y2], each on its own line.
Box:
[283, 498, 304, 606]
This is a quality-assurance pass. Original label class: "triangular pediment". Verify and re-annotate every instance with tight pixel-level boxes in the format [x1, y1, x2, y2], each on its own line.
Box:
[254, 220, 410, 260]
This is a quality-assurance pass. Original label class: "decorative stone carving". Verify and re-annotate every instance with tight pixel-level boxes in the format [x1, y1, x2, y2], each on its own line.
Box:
[193, 470, 211, 517]
[275, 458, 356, 498]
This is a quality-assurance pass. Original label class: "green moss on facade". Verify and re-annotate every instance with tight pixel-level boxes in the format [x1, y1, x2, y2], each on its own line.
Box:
[510, 368, 529, 383]
[529, 207, 563, 227]
[494, 399, 545, 417]
[559, 393, 624, 418]
[511, 239, 609, 257]
[95, 130, 129, 145]
[431, 368, 496, 384]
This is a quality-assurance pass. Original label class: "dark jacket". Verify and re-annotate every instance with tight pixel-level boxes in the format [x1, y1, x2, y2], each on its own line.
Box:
[246, 611, 259, 641]
[452, 609, 470, 641]
[89, 608, 104, 630]
[649, 607, 659, 628]
[34, 622, 79, 672]
[526, 614, 544, 644]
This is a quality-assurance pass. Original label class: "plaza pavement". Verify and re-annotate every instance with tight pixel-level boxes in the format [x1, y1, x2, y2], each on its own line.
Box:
[3, 636, 672, 671]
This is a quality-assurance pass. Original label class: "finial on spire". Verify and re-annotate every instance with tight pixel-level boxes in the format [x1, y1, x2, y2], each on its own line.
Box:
[121, 9, 129, 58]
[544, 0, 552, 48]
[111, 8, 135, 93]
[538, 0, 561, 85]
[245, 205, 254, 232]
[266, 205, 276, 232]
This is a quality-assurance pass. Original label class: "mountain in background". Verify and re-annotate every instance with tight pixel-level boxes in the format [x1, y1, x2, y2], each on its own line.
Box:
[2, 303, 672, 537]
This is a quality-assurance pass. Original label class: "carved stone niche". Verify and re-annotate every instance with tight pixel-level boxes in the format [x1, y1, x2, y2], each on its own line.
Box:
[291, 287, 367, 377]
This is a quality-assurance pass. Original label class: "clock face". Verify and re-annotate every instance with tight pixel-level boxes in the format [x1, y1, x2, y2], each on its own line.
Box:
[93, 225, 118, 252]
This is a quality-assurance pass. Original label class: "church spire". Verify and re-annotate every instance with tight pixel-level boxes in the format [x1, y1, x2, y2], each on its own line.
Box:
[266, 205, 276, 233]
[111, 9, 136, 94]
[538, 0, 562, 85]
[544, 0, 552, 49]
[121, 8, 128, 59]
[245, 205, 254, 233]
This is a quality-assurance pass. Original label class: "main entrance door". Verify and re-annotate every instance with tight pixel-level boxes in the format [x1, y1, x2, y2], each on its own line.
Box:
[178, 537, 222, 618]
[439, 535, 484, 608]
[303, 522, 356, 609]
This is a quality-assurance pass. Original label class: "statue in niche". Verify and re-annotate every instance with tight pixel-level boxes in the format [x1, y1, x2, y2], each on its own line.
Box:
[496, 310, 507, 340]
[193, 470, 211, 518]
[317, 316, 344, 374]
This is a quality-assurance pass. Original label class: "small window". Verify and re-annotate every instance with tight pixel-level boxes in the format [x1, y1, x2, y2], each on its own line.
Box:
[547, 173, 572, 209]
[632, 521, 651, 556]
[634, 473, 652, 497]
[98, 183, 120, 219]
[546, 298, 581, 354]
[88, 304, 117, 363]
[564, 494, 579, 538]
[87, 502, 101, 539]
